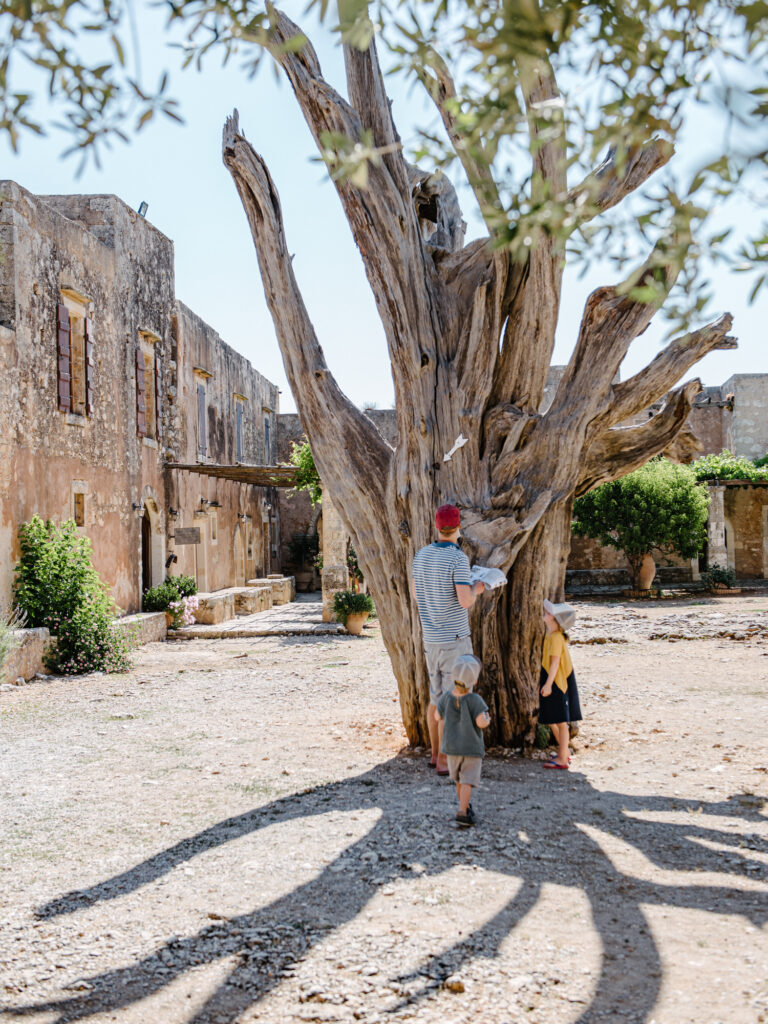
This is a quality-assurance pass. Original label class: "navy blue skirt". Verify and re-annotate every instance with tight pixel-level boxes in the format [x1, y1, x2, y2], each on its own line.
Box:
[538, 666, 583, 725]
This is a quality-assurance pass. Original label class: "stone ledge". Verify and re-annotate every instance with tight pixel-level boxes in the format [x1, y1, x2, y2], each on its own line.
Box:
[116, 612, 167, 645]
[193, 592, 236, 624]
[246, 576, 295, 605]
[2, 628, 50, 683]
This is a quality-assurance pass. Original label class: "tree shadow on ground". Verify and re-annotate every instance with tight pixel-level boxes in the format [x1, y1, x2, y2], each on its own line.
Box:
[5, 757, 767, 1024]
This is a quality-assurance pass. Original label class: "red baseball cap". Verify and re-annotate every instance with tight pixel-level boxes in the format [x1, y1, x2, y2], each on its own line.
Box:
[435, 504, 461, 531]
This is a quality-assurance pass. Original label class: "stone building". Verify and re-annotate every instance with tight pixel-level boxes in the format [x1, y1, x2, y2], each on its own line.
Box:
[278, 374, 768, 589]
[0, 180, 280, 614]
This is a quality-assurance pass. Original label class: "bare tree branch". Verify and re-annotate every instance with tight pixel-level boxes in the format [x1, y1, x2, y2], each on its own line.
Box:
[575, 380, 702, 495]
[222, 111, 392, 506]
[547, 239, 683, 418]
[605, 313, 736, 427]
[416, 50, 503, 237]
[568, 139, 674, 222]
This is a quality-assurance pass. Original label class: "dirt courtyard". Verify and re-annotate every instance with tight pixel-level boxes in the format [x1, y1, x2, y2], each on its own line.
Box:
[2, 596, 768, 1024]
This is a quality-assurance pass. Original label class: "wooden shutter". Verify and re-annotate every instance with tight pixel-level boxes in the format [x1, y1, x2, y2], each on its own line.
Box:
[84, 317, 94, 416]
[197, 384, 206, 456]
[236, 403, 243, 462]
[56, 303, 71, 412]
[136, 348, 146, 437]
[154, 352, 161, 441]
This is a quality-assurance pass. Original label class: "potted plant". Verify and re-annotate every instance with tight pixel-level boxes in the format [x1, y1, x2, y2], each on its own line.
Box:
[332, 590, 375, 635]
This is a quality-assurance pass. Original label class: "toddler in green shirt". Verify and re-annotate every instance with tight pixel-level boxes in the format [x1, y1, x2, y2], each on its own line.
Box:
[435, 653, 490, 827]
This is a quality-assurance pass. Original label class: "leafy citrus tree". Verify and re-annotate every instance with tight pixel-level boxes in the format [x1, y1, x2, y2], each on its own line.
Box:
[288, 439, 323, 505]
[4, 2, 768, 742]
[572, 460, 710, 589]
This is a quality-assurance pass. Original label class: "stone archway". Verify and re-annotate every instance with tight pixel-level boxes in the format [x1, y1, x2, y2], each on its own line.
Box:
[140, 488, 166, 592]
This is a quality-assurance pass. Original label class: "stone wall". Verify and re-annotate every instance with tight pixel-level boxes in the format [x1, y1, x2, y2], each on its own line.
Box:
[724, 374, 768, 460]
[724, 484, 768, 578]
[0, 181, 280, 612]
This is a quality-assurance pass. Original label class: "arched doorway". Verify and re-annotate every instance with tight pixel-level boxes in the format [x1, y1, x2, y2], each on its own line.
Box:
[233, 525, 246, 586]
[141, 514, 152, 595]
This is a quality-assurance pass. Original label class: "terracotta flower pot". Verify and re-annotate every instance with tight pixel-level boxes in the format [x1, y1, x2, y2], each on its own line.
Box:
[345, 612, 369, 636]
[636, 553, 657, 591]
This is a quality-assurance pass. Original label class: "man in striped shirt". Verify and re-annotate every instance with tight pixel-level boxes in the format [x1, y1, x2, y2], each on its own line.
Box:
[411, 504, 485, 775]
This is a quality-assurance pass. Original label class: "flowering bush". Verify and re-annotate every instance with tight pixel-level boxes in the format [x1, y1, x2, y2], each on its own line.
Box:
[143, 575, 198, 612]
[14, 516, 133, 675]
[168, 595, 199, 628]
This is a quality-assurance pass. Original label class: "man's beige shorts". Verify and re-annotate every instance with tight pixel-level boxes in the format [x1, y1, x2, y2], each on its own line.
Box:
[446, 754, 482, 787]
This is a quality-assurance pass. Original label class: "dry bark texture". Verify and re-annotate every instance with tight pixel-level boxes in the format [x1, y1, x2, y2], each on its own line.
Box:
[222, 11, 737, 745]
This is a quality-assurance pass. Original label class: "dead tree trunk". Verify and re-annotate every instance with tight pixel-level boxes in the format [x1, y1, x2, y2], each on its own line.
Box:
[222, 11, 737, 746]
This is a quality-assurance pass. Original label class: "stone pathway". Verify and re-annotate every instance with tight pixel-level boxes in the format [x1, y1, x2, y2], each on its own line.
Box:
[2, 598, 767, 1024]
[169, 593, 345, 639]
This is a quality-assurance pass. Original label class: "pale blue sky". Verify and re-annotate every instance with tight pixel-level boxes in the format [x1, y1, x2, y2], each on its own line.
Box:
[3, 4, 764, 415]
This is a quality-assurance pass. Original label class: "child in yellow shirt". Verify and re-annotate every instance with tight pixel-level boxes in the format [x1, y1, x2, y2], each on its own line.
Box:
[540, 599, 582, 770]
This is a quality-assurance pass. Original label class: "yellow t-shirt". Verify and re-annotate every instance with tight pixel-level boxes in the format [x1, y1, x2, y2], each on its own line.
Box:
[542, 630, 573, 694]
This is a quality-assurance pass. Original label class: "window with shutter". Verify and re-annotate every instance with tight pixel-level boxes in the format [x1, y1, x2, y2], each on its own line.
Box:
[154, 353, 161, 441]
[236, 401, 243, 462]
[84, 318, 94, 416]
[136, 347, 146, 437]
[56, 303, 72, 412]
[197, 384, 207, 457]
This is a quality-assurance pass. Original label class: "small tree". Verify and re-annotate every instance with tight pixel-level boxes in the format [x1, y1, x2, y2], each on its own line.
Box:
[572, 460, 710, 589]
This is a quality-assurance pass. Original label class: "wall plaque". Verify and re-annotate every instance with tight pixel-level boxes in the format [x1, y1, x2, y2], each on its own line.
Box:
[173, 527, 201, 545]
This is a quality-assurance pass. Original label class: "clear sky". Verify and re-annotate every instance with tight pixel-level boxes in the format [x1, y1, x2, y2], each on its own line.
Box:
[3, 3, 765, 416]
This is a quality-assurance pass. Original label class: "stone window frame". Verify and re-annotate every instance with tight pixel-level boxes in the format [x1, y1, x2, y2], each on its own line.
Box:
[137, 329, 161, 443]
[234, 393, 247, 463]
[194, 367, 212, 462]
[71, 480, 89, 529]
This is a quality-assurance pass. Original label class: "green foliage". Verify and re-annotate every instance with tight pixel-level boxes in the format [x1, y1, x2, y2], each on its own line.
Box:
[700, 563, 737, 589]
[347, 546, 363, 583]
[288, 439, 322, 505]
[2, 2, 766, 327]
[14, 517, 132, 675]
[0, 605, 26, 682]
[142, 575, 197, 612]
[572, 460, 710, 585]
[168, 574, 197, 598]
[332, 589, 375, 626]
[691, 449, 768, 483]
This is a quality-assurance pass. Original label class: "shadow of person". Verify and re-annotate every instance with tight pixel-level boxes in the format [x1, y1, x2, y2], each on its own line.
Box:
[6, 757, 767, 1024]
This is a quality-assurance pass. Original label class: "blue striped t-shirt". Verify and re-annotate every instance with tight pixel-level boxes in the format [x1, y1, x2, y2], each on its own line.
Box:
[412, 541, 472, 644]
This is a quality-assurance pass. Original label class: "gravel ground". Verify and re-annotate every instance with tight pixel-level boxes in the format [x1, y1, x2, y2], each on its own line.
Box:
[1, 595, 768, 1024]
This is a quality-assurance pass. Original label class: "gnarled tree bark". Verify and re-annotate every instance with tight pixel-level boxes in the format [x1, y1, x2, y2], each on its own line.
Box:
[222, 10, 737, 746]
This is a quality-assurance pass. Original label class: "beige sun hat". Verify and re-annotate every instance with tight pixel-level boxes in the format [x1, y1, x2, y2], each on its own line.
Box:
[451, 653, 482, 688]
[543, 599, 576, 633]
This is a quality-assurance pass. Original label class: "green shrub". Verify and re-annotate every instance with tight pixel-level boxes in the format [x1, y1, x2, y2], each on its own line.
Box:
[14, 516, 132, 675]
[142, 575, 197, 612]
[332, 589, 375, 626]
[691, 450, 768, 483]
[168, 574, 197, 597]
[700, 563, 737, 589]
[535, 724, 552, 749]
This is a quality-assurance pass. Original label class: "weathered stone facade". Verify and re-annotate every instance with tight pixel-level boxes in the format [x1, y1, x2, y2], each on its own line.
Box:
[277, 375, 768, 588]
[0, 181, 279, 613]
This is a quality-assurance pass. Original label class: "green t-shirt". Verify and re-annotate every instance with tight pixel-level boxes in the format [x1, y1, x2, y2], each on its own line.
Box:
[437, 690, 489, 758]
